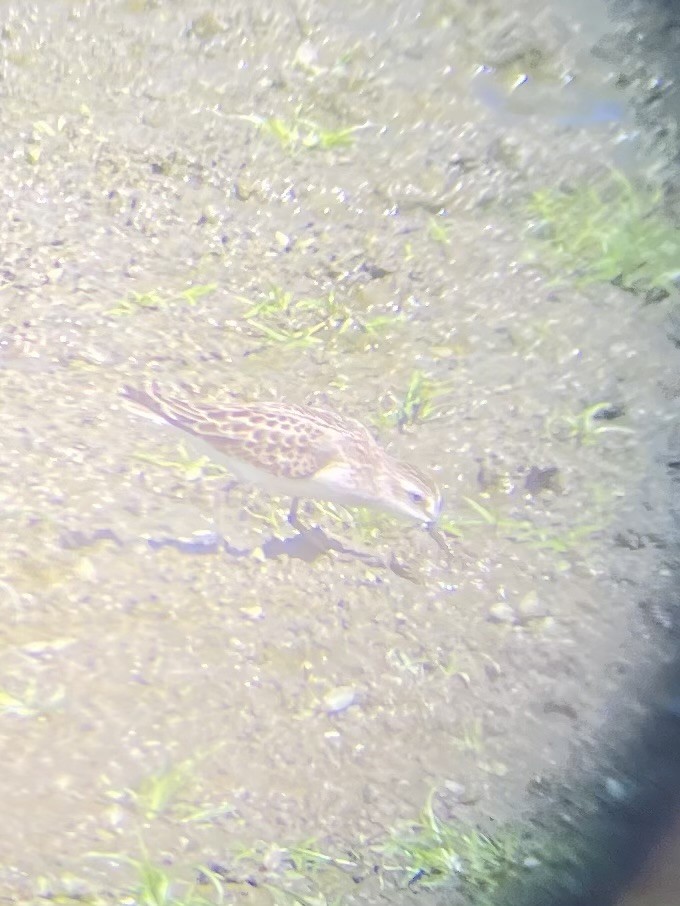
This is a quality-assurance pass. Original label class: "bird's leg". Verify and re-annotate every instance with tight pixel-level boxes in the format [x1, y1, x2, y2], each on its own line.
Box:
[287, 498, 306, 533]
[212, 479, 238, 539]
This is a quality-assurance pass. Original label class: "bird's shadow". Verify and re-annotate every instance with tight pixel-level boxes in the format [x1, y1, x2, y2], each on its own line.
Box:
[145, 524, 445, 581]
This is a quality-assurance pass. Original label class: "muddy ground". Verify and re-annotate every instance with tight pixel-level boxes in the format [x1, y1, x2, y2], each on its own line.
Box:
[1, 0, 678, 903]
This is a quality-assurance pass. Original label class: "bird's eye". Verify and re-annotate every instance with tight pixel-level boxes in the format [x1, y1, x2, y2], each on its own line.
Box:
[408, 490, 425, 504]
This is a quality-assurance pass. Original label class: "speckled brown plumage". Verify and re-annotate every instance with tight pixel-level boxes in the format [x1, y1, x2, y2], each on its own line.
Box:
[122, 383, 377, 480]
[121, 381, 442, 524]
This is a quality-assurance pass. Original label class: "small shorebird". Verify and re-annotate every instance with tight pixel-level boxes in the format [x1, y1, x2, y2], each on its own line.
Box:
[121, 382, 442, 528]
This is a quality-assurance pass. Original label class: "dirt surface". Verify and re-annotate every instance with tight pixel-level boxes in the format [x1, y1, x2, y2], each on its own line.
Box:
[1, 0, 678, 903]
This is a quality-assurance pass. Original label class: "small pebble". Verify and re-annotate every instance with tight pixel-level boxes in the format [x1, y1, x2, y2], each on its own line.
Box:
[444, 780, 467, 799]
[323, 686, 357, 714]
[518, 590, 549, 622]
[294, 40, 319, 70]
[75, 556, 97, 582]
[488, 603, 517, 624]
[604, 776, 627, 801]
[275, 231, 292, 251]
[479, 760, 508, 776]
[442, 780, 480, 804]
[262, 847, 287, 872]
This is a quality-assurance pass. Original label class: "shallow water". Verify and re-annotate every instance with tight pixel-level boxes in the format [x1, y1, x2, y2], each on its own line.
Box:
[0, 0, 678, 902]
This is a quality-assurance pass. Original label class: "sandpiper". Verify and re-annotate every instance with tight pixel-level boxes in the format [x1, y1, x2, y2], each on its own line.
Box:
[121, 382, 442, 527]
